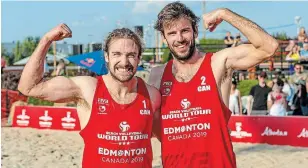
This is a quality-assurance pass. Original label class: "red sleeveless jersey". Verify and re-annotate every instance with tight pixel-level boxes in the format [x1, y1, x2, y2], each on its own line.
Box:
[159, 53, 236, 168]
[80, 76, 153, 168]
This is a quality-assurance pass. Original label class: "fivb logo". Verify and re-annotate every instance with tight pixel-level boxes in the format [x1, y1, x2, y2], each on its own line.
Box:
[119, 121, 130, 132]
[162, 81, 172, 96]
[98, 106, 106, 114]
[181, 99, 191, 109]
[98, 98, 108, 115]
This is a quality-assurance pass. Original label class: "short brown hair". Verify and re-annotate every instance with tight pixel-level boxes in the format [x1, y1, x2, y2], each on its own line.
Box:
[154, 1, 200, 35]
[103, 28, 144, 58]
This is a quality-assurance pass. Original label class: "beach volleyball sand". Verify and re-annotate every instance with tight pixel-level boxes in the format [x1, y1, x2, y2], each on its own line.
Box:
[2, 127, 308, 168]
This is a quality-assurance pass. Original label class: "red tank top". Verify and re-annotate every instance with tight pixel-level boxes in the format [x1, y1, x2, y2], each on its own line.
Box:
[80, 76, 153, 168]
[159, 53, 236, 168]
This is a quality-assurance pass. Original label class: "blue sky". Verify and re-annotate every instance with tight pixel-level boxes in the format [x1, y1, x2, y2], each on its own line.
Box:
[2, 1, 308, 47]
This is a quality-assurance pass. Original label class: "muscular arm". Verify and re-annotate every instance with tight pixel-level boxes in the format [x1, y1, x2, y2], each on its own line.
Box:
[18, 37, 83, 103]
[215, 9, 279, 70]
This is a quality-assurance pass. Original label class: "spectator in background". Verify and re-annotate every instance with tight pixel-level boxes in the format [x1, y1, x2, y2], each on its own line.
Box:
[289, 63, 308, 87]
[247, 72, 272, 115]
[229, 80, 242, 115]
[282, 79, 294, 102]
[267, 78, 287, 116]
[43, 57, 50, 78]
[56, 59, 66, 76]
[267, 80, 274, 89]
[285, 40, 296, 52]
[232, 33, 243, 47]
[300, 43, 308, 60]
[1, 56, 6, 74]
[282, 78, 296, 114]
[224, 31, 234, 48]
[296, 80, 308, 116]
[286, 45, 300, 61]
[298, 27, 307, 48]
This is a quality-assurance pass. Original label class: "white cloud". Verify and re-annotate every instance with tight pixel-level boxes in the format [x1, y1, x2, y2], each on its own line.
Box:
[132, 1, 168, 14]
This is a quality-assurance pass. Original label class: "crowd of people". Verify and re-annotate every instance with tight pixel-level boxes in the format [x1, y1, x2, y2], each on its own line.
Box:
[285, 27, 308, 61]
[224, 31, 243, 48]
[229, 62, 308, 116]
[224, 26, 308, 116]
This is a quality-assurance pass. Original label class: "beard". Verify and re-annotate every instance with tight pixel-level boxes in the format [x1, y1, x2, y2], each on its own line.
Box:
[168, 35, 196, 61]
[107, 62, 135, 83]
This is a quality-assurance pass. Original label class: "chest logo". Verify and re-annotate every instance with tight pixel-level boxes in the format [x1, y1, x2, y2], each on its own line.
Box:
[162, 81, 172, 96]
[98, 98, 108, 115]
[181, 99, 191, 109]
[119, 121, 130, 132]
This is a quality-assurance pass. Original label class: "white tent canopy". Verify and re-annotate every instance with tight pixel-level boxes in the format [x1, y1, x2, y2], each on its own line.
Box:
[13, 53, 69, 65]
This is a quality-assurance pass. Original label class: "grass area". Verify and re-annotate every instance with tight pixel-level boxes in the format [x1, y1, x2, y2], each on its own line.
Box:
[27, 97, 54, 106]
[237, 80, 259, 96]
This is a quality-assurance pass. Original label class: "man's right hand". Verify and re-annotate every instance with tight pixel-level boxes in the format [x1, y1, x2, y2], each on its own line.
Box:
[44, 23, 72, 42]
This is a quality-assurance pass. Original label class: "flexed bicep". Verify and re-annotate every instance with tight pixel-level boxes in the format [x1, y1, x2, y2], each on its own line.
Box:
[19, 76, 88, 103]
[217, 44, 272, 71]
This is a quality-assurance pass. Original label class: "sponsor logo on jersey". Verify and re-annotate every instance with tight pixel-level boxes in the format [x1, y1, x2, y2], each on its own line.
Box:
[119, 121, 130, 132]
[161, 81, 172, 96]
[181, 99, 191, 109]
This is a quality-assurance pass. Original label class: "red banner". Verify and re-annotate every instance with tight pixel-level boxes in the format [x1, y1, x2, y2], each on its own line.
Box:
[1, 89, 28, 119]
[228, 116, 308, 147]
[12, 106, 81, 131]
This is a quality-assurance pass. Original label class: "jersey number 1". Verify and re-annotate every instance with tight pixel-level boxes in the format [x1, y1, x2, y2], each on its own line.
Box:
[142, 100, 147, 109]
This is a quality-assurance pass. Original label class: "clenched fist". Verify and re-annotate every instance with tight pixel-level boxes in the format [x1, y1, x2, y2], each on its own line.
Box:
[44, 23, 72, 42]
[202, 9, 225, 32]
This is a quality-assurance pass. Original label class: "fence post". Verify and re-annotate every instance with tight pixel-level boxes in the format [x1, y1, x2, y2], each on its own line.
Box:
[5, 90, 9, 118]
[280, 45, 283, 70]
[153, 48, 156, 64]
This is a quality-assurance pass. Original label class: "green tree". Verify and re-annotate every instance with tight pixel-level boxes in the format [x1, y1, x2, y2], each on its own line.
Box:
[12, 36, 42, 63]
[272, 32, 289, 41]
[142, 55, 152, 62]
[85, 44, 90, 53]
[1, 47, 8, 57]
[2, 47, 14, 66]
[13, 41, 22, 62]
[199, 38, 224, 45]
[161, 48, 171, 63]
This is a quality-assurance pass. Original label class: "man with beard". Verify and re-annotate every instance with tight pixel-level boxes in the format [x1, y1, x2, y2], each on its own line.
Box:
[148, 2, 278, 168]
[18, 24, 161, 168]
